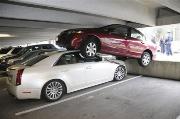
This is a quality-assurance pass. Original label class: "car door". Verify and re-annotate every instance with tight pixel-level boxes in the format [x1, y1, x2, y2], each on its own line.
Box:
[126, 28, 147, 58]
[83, 60, 114, 87]
[53, 52, 88, 91]
[101, 25, 128, 56]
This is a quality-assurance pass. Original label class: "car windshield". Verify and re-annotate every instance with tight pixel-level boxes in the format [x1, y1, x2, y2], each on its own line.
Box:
[15, 47, 29, 56]
[0, 47, 12, 54]
[18, 50, 34, 59]
[11, 47, 23, 54]
[22, 55, 48, 66]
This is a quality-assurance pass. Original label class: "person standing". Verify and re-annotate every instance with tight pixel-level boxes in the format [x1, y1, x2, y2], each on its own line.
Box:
[165, 32, 173, 56]
[160, 37, 165, 54]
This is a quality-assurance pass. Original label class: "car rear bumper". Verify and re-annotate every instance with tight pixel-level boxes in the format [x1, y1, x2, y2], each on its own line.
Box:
[6, 79, 41, 100]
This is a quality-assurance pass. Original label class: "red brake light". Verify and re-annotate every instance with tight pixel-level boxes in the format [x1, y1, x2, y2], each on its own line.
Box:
[16, 69, 24, 86]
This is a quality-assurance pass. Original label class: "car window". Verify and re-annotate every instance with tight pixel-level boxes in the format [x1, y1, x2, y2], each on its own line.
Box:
[24, 51, 46, 60]
[0, 47, 12, 54]
[101, 25, 128, 37]
[131, 29, 145, 41]
[11, 47, 23, 54]
[20, 51, 32, 59]
[55, 54, 77, 65]
[55, 52, 85, 66]
[32, 46, 41, 51]
[22, 55, 48, 66]
[42, 45, 53, 49]
[111, 27, 128, 37]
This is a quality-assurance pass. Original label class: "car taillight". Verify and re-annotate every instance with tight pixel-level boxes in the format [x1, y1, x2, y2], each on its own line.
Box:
[16, 69, 24, 86]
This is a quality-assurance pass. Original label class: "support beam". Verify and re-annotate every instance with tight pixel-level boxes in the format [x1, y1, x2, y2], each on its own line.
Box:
[3, 0, 157, 26]
[0, 3, 125, 26]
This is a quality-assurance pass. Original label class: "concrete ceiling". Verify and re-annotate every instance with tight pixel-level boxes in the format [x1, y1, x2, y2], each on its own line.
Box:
[0, 0, 180, 47]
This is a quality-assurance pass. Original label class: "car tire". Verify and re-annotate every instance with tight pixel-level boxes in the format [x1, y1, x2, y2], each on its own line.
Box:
[81, 38, 98, 58]
[114, 65, 126, 81]
[42, 80, 65, 102]
[138, 51, 152, 67]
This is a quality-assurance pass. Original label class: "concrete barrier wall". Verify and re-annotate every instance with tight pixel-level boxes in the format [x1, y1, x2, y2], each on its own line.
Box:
[125, 59, 180, 80]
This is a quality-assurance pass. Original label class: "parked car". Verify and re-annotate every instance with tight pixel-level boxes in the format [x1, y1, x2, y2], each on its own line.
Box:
[0, 44, 57, 64]
[0, 47, 23, 59]
[7, 49, 57, 65]
[6, 50, 127, 102]
[56, 24, 157, 67]
[0, 49, 58, 71]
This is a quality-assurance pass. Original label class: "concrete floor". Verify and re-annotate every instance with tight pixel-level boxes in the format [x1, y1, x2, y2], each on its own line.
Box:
[0, 75, 180, 119]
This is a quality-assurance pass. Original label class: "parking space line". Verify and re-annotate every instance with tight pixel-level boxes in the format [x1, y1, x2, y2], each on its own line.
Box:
[15, 75, 141, 116]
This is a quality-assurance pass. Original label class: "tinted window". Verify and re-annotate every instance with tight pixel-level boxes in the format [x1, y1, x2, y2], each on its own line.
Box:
[22, 55, 48, 66]
[0, 47, 12, 54]
[11, 47, 23, 54]
[22, 51, 45, 60]
[32, 46, 41, 51]
[42, 45, 53, 49]
[15, 48, 27, 56]
[131, 29, 145, 41]
[55, 52, 84, 66]
[102, 25, 128, 37]
[100, 25, 128, 37]
[112, 27, 128, 37]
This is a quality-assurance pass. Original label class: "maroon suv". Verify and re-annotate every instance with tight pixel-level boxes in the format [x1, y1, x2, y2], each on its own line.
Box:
[56, 24, 157, 67]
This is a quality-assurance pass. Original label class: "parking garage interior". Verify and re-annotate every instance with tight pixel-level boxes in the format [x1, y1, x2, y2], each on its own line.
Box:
[1, 0, 180, 119]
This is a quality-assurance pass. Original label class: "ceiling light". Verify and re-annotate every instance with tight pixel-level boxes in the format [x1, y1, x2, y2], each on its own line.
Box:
[0, 34, 13, 37]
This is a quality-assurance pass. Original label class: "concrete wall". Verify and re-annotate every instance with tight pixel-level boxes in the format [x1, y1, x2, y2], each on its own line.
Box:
[157, 15, 180, 26]
[126, 59, 180, 80]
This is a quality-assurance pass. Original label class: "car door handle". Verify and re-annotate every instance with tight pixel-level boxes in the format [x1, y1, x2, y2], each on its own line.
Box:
[141, 42, 145, 44]
[86, 66, 92, 69]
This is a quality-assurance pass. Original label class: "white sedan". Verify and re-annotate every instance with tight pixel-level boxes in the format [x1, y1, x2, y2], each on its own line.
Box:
[6, 50, 127, 102]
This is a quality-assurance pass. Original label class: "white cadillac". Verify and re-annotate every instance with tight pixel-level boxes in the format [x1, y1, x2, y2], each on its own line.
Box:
[6, 50, 127, 102]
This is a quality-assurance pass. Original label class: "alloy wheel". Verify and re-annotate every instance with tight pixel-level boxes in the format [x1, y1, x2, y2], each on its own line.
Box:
[114, 66, 126, 81]
[45, 81, 63, 100]
[86, 42, 97, 57]
[142, 52, 151, 66]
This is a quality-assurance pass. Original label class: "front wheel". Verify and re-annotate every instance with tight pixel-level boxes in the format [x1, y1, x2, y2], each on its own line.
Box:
[42, 80, 65, 102]
[114, 65, 126, 81]
[81, 39, 98, 58]
[138, 51, 152, 67]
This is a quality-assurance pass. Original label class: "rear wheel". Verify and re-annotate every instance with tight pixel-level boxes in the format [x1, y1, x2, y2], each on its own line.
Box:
[114, 65, 126, 81]
[138, 51, 152, 67]
[42, 80, 65, 102]
[81, 38, 98, 58]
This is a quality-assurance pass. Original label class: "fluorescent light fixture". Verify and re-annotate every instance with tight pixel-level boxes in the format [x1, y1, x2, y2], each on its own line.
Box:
[0, 34, 13, 37]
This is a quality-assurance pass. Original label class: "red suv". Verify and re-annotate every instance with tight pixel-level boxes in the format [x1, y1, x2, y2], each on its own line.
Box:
[56, 24, 157, 67]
